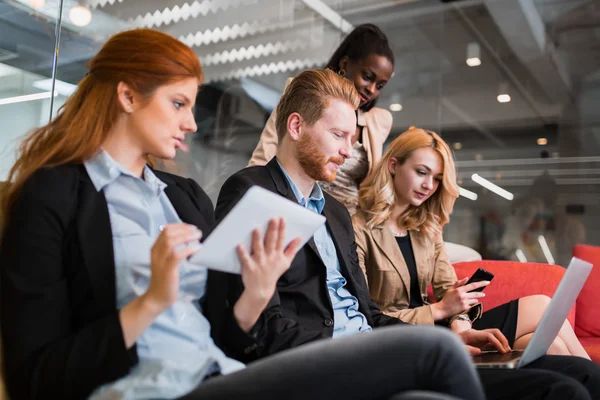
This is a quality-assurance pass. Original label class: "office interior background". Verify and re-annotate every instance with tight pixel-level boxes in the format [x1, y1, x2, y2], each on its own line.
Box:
[0, 0, 598, 267]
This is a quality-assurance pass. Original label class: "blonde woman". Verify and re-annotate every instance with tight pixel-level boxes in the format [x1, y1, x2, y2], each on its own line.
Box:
[353, 127, 590, 359]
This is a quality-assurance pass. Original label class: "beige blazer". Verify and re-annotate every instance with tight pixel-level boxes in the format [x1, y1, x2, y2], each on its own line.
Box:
[248, 77, 393, 175]
[352, 211, 481, 325]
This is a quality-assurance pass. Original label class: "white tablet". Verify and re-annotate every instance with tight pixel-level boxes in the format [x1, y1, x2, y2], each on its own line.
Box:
[189, 185, 326, 274]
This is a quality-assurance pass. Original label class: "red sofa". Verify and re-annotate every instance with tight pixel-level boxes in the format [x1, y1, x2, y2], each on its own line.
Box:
[450, 245, 600, 363]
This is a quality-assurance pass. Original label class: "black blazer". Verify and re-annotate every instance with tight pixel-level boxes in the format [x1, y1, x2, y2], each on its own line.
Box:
[0, 163, 249, 400]
[213, 158, 403, 361]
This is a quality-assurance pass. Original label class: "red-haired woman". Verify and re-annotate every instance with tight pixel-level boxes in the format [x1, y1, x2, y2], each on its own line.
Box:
[0, 29, 483, 400]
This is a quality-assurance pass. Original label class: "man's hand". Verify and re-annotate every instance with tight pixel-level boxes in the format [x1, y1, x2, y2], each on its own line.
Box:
[457, 328, 511, 356]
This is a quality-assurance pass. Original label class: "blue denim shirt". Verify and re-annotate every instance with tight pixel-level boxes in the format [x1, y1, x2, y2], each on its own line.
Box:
[276, 161, 372, 338]
[85, 151, 244, 400]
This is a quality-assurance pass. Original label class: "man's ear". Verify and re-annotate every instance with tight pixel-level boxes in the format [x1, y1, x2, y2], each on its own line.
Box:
[286, 112, 303, 141]
[116, 81, 135, 113]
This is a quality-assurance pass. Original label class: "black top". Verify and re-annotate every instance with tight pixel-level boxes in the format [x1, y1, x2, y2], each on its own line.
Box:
[395, 235, 424, 309]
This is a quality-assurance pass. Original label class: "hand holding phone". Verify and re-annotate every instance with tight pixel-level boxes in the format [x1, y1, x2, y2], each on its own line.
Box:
[464, 268, 495, 293]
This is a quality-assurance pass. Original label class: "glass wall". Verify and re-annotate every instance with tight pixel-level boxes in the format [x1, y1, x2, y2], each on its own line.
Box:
[1, 0, 598, 266]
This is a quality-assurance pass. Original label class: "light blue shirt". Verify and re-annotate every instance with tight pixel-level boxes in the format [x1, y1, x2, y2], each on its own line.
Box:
[85, 150, 244, 400]
[277, 161, 372, 338]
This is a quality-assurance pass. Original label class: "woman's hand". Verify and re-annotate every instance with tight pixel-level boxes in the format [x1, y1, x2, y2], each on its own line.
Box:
[431, 277, 489, 320]
[144, 223, 202, 312]
[457, 328, 511, 356]
[120, 223, 201, 348]
[234, 218, 302, 332]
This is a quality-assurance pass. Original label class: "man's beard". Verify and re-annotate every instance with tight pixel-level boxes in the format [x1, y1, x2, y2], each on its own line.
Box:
[296, 133, 345, 183]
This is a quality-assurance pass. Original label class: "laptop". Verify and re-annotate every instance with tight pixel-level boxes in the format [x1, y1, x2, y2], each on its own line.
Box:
[472, 257, 593, 369]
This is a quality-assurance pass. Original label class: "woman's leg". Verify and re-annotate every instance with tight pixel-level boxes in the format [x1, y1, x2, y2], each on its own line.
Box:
[513, 295, 590, 359]
[179, 325, 485, 400]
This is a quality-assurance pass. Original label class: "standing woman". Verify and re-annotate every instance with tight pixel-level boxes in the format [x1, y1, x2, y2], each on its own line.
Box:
[353, 127, 590, 359]
[0, 29, 482, 400]
[249, 24, 395, 215]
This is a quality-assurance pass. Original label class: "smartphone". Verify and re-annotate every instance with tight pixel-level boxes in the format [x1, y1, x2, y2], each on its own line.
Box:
[465, 268, 495, 292]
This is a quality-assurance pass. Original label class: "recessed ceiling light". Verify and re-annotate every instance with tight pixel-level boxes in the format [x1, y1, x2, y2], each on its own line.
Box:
[453, 142, 462, 150]
[537, 137, 548, 145]
[389, 103, 403, 112]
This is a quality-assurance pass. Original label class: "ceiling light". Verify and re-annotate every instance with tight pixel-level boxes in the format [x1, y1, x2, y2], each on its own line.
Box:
[497, 82, 511, 103]
[537, 137, 548, 146]
[471, 173, 514, 200]
[33, 79, 77, 97]
[453, 142, 462, 150]
[459, 187, 478, 201]
[0, 91, 57, 106]
[29, 0, 45, 8]
[466, 42, 481, 67]
[537, 235, 555, 264]
[69, 5, 92, 27]
[515, 249, 527, 263]
[497, 94, 511, 103]
[389, 93, 402, 112]
[466, 58, 481, 67]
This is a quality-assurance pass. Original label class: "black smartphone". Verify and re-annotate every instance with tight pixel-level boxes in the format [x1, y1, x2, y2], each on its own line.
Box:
[465, 268, 495, 292]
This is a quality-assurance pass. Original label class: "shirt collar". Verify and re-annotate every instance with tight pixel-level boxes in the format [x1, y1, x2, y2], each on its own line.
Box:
[276, 160, 325, 214]
[356, 108, 366, 127]
[84, 149, 166, 194]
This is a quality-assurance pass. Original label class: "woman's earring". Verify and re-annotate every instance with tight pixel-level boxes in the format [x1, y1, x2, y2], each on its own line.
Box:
[338, 69, 346, 77]
[390, 171, 395, 177]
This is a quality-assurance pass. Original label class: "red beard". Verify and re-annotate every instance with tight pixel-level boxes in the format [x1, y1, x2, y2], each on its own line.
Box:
[297, 133, 345, 183]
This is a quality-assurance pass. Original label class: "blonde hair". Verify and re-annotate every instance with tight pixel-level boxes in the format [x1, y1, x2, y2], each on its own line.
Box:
[275, 69, 360, 140]
[358, 127, 459, 239]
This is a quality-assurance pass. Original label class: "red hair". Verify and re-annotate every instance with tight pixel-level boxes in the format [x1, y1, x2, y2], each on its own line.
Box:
[1, 29, 202, 222]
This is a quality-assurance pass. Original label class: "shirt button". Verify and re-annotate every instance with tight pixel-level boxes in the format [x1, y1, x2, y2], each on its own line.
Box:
[324, 318, 334, 327]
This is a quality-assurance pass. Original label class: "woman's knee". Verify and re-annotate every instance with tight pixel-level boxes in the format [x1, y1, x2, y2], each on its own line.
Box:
[548, 336, 571, 356]
[520, 294, 551, 310]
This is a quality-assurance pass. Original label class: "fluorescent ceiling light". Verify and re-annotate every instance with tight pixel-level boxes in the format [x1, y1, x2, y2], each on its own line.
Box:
[458, 186, 478, 201]
[471, 173, 514, 200]
[537, 235, 555, 264]
[0, 91, 57, 106]
[515, 249, 527, 263]
[33, 79, 77, 97]
[301, 0, 353, 33]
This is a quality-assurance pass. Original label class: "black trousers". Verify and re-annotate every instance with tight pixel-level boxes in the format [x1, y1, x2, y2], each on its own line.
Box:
[179, 325, 483, 400]
[479, 355, 600, 400]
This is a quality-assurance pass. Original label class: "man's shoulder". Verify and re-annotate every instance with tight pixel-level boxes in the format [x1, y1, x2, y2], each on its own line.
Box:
[223, 165, 275, 191]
